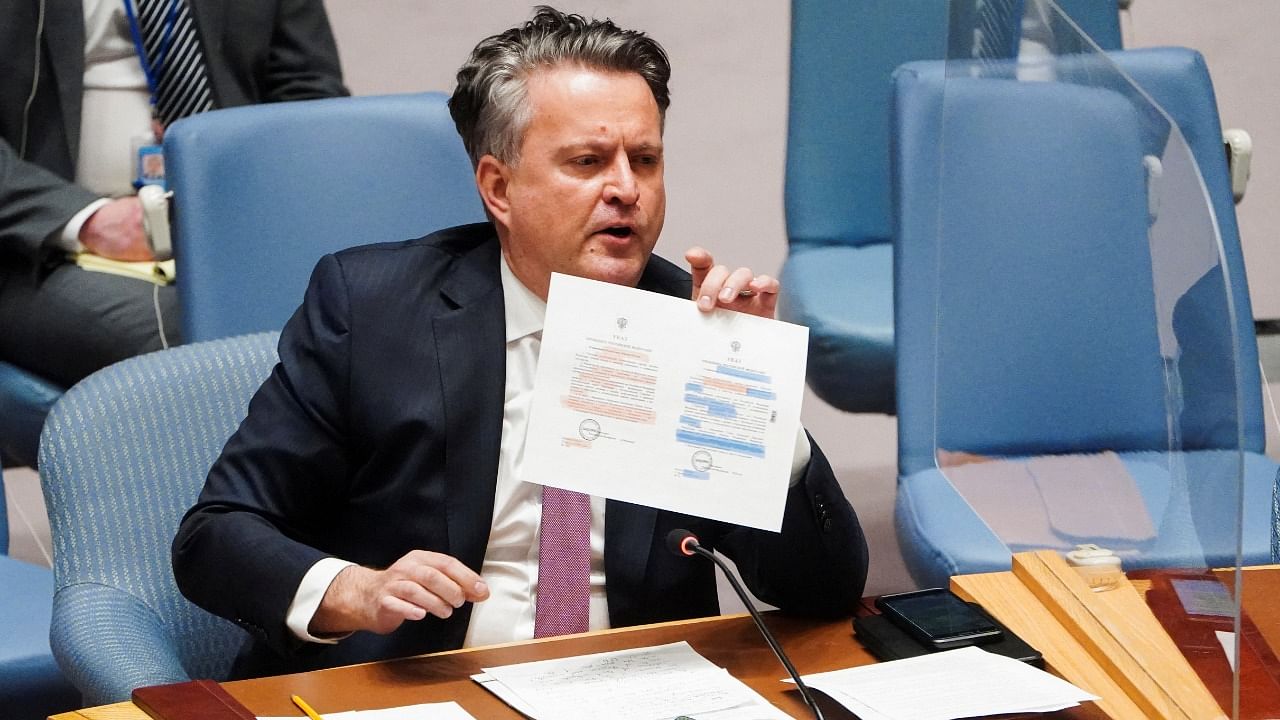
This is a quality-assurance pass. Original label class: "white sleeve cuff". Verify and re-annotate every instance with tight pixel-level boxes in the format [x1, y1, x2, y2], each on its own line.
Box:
[789, 426, 812, 487]
[54, 198, 110, 254]
[286, 557, 356, 644]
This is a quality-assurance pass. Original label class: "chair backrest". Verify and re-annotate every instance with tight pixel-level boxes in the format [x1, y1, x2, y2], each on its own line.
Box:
[38, 333, 279, 702]
[785, 0, 1121, 251]
[893, 48, 1260, 476]
[166, 92, 485, 343]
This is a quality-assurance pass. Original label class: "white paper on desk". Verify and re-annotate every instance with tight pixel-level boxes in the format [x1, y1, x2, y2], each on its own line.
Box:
[792, 646, 1098, 720]
[258, 700, 475, 720]
[477, 640, 793, 720]
[524, 273, 808, 531]
[1217, 630, 1237, 671]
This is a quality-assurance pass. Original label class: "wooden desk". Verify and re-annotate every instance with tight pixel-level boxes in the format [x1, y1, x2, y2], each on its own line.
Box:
[52, 611, 1103, 720]
[72, 561, 1280, 720]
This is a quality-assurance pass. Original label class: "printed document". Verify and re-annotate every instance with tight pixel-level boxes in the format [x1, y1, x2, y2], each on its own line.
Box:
[524, 273, 809, 531]
[792, 646, 1098, 720]
[475, 641, 792, 720]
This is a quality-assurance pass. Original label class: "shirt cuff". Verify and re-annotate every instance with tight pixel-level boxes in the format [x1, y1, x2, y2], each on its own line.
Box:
[789, 426, 812, 487]
[286, 557, 356, 644]
[53, 198, 110, 254]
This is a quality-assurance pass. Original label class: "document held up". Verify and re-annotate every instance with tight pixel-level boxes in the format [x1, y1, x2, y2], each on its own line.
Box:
[524, 273, 809, 531]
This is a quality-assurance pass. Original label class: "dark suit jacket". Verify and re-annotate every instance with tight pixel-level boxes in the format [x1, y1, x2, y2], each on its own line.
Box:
[0, 138, 97, 259]
[173, 223, 869, 678]
[0, 0, 347, 260]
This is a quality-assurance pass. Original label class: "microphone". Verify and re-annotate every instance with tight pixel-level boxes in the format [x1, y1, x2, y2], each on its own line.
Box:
[666, 529, 825, 720]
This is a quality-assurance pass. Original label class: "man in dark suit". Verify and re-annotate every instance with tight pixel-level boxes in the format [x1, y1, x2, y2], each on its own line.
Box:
[174, 7, 868, 678]
[0, 0, 346, 465]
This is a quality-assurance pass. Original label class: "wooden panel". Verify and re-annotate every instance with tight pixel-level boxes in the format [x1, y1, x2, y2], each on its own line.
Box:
[951, 571, 1141, 719]
[1013, 551, 1225, 719]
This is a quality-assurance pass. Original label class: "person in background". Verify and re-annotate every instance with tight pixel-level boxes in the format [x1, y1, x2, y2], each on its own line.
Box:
[173, 6, 868, 678]
[0, 0, 347, 466]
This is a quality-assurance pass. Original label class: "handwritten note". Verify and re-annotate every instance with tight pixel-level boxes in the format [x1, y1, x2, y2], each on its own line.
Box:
[476, 641, 792, 720]
[524, 273, 809, 531]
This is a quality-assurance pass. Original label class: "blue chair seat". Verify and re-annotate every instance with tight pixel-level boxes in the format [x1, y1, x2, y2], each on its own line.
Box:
[779, 244, 894, 414]
[0, 556, 80, 718]
[0, 362, 64, 468]
[898, 450, 1280, 589]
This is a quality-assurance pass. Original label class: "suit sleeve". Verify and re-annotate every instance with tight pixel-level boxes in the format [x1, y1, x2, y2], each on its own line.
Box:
[263, 0, 349, 101]
[173, 252, 356, 656]
[0, 138, 99, 261]
[717, 432, 869, 616]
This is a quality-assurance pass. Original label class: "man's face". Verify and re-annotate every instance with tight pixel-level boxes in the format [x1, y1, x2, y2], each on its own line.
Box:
[477, 65, 666, 300]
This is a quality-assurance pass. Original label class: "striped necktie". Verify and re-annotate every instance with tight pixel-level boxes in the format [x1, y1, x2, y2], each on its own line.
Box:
[137, 0, 215, 127]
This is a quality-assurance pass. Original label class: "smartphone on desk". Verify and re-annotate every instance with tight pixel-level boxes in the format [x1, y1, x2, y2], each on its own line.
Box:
[875, 588, 1003, 650]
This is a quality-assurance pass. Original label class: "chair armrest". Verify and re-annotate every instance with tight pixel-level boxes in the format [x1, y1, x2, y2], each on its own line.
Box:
[50, 583, 191, 705]
[1224, 128, 1252, 203]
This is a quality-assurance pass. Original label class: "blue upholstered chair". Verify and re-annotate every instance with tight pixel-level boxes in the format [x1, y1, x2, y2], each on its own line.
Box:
[3, 93, 480, 464]
[38, 333, 279, 703]
[892, 48, 1277, 588]
[779, 0, 1121, 414]
[0, 362, 64, 468]
[0, 459, 80, 718]
[165, 91, 485, 343]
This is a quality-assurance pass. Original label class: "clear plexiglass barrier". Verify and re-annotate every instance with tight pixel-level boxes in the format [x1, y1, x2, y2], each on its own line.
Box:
[894, 0, 1280, 716]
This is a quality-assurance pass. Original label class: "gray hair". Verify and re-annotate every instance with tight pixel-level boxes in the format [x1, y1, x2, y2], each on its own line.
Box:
[448, 6, 671, 167]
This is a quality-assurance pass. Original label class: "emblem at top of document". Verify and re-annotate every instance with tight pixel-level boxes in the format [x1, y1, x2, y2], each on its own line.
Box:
[617, 317, 628, 330]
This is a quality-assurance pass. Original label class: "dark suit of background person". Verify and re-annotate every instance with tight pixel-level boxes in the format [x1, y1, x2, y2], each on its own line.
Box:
[172, 223, 870, 679]
[0, 0, 347, 404]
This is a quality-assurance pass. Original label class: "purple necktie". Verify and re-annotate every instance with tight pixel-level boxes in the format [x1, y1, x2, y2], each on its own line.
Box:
[534, 486, 592, 637]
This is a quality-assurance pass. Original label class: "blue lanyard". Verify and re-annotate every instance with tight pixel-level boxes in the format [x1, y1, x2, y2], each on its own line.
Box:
[122, 0, 180, 106]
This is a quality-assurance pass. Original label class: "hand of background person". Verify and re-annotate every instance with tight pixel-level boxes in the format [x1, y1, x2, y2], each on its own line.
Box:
[79, 197, 154, 261]
[310, 550, 490, 636]
[685, 246, 780, 320]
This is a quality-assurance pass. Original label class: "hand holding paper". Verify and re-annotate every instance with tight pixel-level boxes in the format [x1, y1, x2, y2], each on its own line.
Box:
[685, 246, 780, 317]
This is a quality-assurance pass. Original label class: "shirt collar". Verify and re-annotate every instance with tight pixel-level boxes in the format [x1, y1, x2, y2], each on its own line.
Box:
[500, 253, 546, 343]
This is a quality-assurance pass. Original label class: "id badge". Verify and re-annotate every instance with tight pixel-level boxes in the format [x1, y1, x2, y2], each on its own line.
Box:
[135, 143, 166, 189]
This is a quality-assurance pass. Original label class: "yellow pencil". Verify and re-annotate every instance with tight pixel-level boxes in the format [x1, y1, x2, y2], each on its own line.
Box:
[291, 694, 324, 720]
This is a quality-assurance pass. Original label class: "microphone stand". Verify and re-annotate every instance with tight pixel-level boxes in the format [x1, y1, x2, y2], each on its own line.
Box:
[677, 533, 825, 720]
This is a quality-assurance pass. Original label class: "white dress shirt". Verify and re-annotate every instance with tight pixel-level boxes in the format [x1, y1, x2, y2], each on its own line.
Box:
[286, 253, 812, 646]
[78, 0, 154, 197]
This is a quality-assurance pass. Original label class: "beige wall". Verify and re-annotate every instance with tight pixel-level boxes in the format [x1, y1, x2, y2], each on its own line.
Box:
[1125, 0, 1280, 319]
[324, 1, 792, 282]
[326, 2, 1279, 319]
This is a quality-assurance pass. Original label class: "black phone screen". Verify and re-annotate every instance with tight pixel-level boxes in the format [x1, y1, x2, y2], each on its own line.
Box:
[875, 589, 1001, 647]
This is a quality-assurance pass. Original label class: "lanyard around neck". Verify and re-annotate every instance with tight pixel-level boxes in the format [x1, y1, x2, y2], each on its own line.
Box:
[121, 0, 181, 105]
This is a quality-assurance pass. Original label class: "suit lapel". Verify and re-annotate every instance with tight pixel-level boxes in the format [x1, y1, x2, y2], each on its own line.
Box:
[605, 499, 658, 604]
[186, 0, 225, 105]
[46, 0, 85, 164]
[434, 238, 505, 573]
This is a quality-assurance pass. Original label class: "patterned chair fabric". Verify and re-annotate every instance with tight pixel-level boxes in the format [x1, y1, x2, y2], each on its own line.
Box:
[39, 332, 279, 703]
